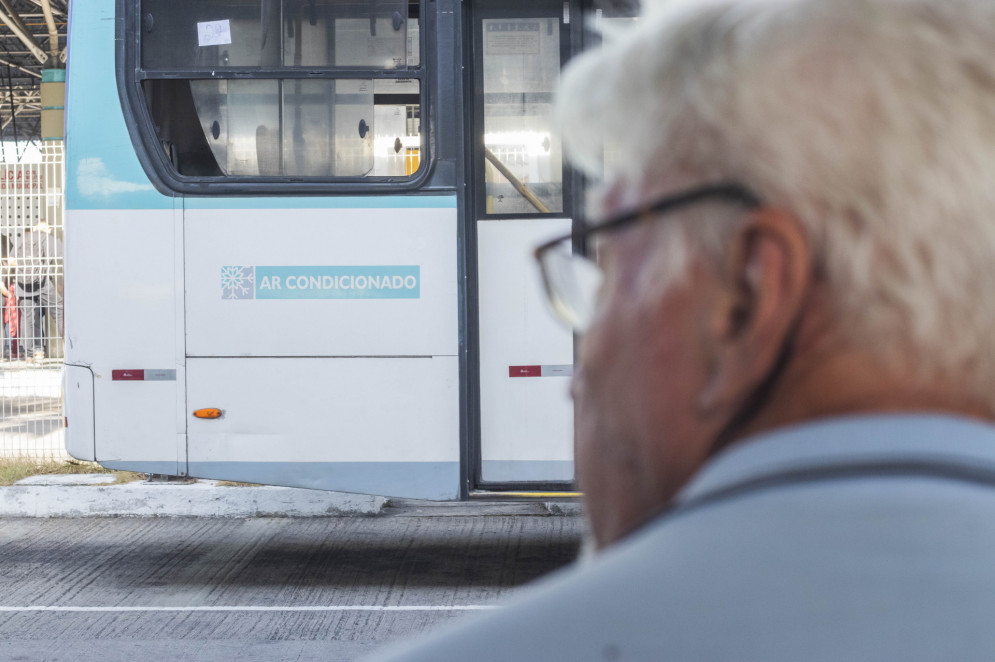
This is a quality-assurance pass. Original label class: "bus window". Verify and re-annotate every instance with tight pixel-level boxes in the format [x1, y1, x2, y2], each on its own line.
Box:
[372, 100, 421, 176]
[132, 0, 423, 184]
[594, 12, 639, 176]
[283, 1, 408, 68]
[141, 0, 409, 69]
[482, 18, 563, 215]
[144, 78, 418, 178]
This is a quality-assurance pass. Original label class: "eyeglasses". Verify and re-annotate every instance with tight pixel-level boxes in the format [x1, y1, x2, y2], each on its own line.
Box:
[533, 183, 762, 333]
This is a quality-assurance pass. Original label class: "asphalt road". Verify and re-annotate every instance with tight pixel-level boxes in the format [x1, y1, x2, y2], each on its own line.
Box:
[0, 513, 583, 661]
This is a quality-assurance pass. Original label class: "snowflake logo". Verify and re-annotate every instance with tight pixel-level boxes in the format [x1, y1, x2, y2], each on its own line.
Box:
[221, 266, 255, 299]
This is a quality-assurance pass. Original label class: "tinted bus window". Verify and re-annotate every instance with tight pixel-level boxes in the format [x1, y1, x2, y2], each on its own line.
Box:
[133, 0, 423, 183]
[141, 0, 410, 69]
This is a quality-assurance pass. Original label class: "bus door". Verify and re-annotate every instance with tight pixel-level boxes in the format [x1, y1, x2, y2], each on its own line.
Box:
[471, 1, 578, 488]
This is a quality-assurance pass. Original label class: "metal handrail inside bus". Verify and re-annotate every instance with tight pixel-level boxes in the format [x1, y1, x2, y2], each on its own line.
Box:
[483, 146, 551, 214]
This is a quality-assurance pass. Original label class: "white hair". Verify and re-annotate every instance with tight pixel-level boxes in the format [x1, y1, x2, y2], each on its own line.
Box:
[560, 0, 995, 402]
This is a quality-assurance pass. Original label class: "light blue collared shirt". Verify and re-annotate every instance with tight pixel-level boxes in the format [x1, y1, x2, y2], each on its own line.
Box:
[370, 414, 995, 662]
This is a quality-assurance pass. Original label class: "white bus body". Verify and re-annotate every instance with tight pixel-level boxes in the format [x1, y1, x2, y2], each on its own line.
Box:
[64, 0, 622, 499]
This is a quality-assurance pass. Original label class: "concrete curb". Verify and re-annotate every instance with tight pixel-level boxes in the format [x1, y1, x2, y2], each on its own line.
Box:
[0, 480, 388, 518]
[0, 475, 585, 518]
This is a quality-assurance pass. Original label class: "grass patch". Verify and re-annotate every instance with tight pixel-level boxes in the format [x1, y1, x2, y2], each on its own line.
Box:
[215, 480, 261, 487]
[0, 458, 144, 486]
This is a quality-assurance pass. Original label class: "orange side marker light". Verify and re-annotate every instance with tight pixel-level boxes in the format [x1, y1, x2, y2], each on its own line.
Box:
[193, 408, 224, 420]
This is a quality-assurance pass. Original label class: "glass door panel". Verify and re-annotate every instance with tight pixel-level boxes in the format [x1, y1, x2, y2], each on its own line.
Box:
[481, 17, 563, 215]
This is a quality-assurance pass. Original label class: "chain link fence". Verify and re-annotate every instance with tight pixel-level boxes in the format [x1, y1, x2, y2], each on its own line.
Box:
[0, 142, 68, 462]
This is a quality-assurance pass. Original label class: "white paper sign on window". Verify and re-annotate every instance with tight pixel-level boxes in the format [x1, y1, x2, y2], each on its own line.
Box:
[198, 20, 232, 47]
[485, 22, 541, 56]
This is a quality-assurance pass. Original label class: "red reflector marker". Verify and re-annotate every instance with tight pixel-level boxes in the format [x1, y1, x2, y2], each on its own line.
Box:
[111, 369, 176, 381]
[509, 364, 574, 378]
[112, 370, 145, 381]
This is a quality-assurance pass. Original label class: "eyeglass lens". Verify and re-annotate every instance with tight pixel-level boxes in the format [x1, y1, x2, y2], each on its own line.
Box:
[540, 242, 604, 332]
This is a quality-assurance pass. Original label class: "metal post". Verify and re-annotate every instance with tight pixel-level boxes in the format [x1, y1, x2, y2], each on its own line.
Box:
[40, 0, 59, 63]
[5, 64, 18, 157]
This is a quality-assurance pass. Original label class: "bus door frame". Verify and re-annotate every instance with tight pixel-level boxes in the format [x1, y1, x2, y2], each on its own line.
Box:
[462, 0, 587, 495]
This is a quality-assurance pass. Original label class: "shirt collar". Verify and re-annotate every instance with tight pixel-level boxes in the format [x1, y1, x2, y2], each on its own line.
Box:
[677, 414, 995, 504]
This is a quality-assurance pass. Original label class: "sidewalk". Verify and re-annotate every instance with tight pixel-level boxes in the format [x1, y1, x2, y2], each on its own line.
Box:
[0, 474, 584, 518]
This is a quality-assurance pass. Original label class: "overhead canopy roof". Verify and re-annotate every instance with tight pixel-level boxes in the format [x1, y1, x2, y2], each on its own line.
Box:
[0, 0, 67, 147]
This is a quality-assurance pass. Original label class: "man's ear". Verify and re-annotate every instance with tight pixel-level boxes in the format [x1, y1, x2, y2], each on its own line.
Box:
[697, 207, 812, 416]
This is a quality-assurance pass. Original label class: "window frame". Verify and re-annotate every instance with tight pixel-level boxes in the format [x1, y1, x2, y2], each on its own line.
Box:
[471, 3, 575, 222]
[117, 0, 433, 195]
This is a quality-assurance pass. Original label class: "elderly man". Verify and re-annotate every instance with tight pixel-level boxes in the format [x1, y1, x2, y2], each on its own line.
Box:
[373, 0, 995, 659]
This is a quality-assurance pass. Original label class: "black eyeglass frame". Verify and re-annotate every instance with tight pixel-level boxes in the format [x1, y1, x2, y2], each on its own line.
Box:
[533, 182, 763, 261]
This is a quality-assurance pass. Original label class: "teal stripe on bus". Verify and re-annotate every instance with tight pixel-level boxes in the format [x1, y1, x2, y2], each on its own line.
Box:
[66, 1, 173, 211]
[184, 195, 457, 210]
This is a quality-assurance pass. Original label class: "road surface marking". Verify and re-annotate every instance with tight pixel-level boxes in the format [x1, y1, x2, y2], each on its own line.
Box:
[0, 605, 498, 612]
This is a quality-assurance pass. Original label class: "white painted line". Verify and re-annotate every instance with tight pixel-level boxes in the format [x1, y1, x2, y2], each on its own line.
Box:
[0, 605, 498, 613]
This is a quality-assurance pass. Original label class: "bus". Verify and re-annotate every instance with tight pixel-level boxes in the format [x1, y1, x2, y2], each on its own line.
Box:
[63, 0, 629, 500]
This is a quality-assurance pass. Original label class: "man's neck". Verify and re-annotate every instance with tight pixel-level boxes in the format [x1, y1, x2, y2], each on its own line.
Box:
[735, 347, 992, 444]
[730, 287, 993, 443]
